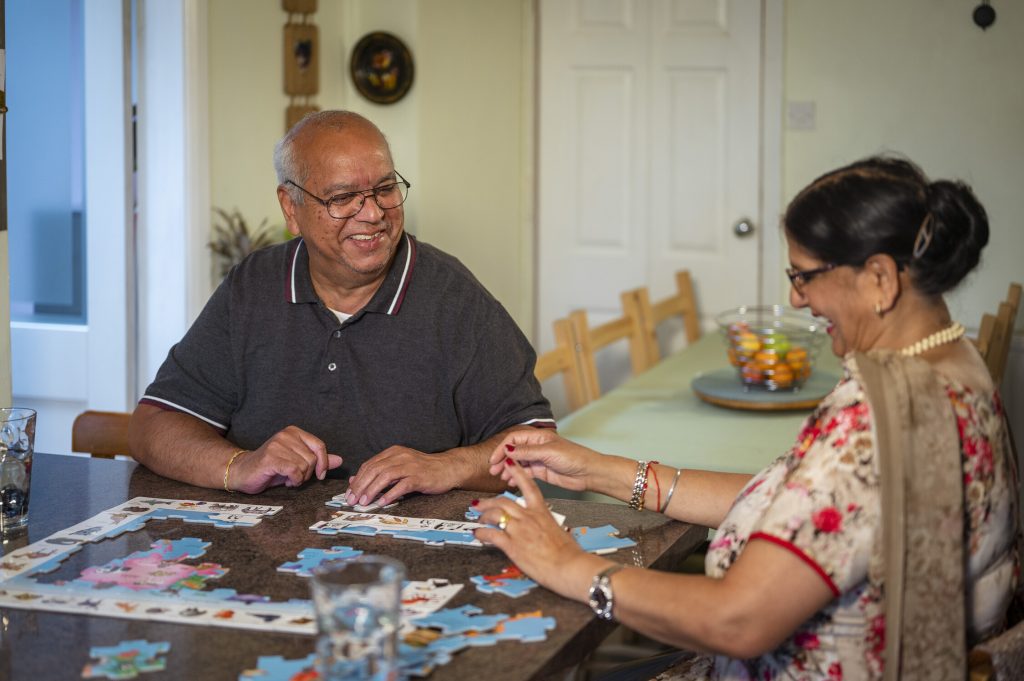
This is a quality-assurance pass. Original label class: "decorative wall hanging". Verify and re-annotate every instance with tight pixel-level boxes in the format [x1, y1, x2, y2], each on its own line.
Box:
[350, 32, 414, 105]
[283, 0, 319, 131]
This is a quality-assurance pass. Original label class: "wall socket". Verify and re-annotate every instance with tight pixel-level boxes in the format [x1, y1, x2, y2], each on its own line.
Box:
[787, 101, 817, 131]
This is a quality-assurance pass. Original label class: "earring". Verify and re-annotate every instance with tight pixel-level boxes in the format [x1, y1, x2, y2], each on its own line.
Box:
[874, 302, 883, 317]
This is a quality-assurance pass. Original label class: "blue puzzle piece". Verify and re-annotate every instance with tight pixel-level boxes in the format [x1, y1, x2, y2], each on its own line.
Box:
[465, 491, 521, 521]
[314, 523, 381, 537]
[385, 529, 480, 547]
[83, 639, 170, 680]
[238, 653, 316, 680]
[495, 614, 557, 642]
[572, 525, 637, 554]
[470, 574, 537, 598]
[410, 604, 508, 635]
[145, 508, 261, 529]
[277, 546, 363, 577]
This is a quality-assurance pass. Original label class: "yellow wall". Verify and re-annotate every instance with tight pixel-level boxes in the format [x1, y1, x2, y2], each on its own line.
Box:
[208, 0, 534, 332]
[784, 0, 1024, 329]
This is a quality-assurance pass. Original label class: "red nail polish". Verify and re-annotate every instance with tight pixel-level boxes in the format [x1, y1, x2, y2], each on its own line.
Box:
[505, 444, 516, 452]
[505, 457, 515, 466]
[470, 499, 479, 506]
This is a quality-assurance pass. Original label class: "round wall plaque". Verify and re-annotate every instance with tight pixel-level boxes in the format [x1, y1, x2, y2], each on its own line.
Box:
[350, 32, 414, 105]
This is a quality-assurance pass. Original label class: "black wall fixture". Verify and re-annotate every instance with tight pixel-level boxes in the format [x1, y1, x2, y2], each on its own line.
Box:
[973, 1, 996, 30]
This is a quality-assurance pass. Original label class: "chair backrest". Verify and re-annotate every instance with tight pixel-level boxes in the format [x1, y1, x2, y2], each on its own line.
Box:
[534, 317, 588, 412]
[71, 410, 133, 459]
[569, 290, 647, 402]
[979, 283, 1022, 387]
[631, 270, 701, 370]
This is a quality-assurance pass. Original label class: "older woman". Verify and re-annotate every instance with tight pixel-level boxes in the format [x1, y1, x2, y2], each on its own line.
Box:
[473, 157, 1018, 680]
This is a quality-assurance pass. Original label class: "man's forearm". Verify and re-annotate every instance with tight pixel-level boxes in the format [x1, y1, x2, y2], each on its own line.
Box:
[443, 425, 541, 493]
[128, 404, 240, 489]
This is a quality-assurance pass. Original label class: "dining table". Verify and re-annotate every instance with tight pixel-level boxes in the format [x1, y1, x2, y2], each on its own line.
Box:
[0, 453, 706, 681]
[557, 333, 843, 484]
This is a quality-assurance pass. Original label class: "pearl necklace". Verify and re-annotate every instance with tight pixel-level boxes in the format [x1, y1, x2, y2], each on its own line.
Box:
[899, 322, 966, 357]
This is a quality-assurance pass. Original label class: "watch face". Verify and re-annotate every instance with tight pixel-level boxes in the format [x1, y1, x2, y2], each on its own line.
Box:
[589, 582, 613, 619]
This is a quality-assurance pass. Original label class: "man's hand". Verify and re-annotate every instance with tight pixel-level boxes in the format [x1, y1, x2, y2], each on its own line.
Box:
[344, 445, 460, 507]
[229, 426, 343, 494]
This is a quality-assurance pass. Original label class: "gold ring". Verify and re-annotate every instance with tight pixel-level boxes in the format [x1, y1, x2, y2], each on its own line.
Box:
[497, 513, 509, 531]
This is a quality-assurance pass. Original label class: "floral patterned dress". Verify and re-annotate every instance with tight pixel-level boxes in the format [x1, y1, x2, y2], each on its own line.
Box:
[659, 356, 1018, 681]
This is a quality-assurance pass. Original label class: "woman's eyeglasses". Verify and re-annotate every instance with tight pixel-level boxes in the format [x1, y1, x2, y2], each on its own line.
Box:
[785, 263, 835, 294]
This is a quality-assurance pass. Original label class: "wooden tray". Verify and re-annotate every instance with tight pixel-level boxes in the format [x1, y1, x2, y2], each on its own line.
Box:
[691, 368, 839, 411]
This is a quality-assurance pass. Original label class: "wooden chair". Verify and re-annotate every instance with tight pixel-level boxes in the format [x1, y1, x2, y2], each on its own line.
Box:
[71, 410, 133, 459]
[569, 289, 648, 402]
[976, 283, 1021, 387]
[533, 317, 588, 412]
[630, 270, 702, 371]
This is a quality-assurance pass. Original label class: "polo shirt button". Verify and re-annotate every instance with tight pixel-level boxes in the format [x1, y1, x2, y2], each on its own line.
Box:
[327, 362, 337, 372]
[333, 330, 341, 338]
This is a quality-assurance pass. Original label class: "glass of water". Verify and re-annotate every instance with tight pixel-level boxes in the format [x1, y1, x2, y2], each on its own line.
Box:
[0, 408, 36, 536]
[309, 555, 405, 681]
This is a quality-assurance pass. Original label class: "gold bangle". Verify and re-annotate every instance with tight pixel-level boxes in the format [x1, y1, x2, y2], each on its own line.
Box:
[224, 448, 249, 492]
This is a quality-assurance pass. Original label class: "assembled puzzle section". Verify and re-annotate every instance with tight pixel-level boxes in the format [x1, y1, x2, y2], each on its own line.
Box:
[0, 497, 465, 635]
[0, 498, 319, 633]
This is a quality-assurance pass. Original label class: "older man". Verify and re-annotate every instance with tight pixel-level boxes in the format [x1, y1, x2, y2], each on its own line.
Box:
[129, 111, 553, 504]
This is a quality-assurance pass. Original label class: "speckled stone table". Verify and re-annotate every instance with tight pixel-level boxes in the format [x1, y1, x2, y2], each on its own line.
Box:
[0, 454, 705, 681]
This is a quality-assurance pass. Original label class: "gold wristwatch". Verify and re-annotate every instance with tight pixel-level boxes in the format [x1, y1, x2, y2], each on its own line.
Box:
[587, 564, 625, 620]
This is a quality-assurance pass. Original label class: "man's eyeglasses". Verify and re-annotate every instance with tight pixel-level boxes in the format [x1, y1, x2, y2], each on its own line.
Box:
[286, 171, 411, 219]
[785, 263, 835, 293]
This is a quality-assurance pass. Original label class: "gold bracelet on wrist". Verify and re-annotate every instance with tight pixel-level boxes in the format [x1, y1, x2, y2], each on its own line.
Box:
[223, 448, 249, 493]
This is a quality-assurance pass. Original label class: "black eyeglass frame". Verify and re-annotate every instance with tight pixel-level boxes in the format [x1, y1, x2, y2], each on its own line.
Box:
[785, 263, 836, 291]
[286, 171, 411, 219]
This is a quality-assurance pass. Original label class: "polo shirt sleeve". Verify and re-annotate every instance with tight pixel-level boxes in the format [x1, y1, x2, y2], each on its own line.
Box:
[748, 395, 879, 597]
[139, 276, 239, 432]
[454, 303, 555, 443]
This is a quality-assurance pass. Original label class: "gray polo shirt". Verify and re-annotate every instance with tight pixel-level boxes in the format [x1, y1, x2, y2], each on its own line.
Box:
[141, 234, 554, 475]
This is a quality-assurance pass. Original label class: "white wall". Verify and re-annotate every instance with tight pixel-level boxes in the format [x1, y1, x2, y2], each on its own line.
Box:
[783, 0, 1024, 331]
[784, 0, 1024, 449]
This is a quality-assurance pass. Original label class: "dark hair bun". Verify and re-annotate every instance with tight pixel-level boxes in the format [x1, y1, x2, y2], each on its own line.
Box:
[912, 180, 989, 295]
[783, 155, 989, 296]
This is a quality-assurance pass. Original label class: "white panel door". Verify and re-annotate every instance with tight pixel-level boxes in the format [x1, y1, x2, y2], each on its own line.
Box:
[538, 0, 766, 411]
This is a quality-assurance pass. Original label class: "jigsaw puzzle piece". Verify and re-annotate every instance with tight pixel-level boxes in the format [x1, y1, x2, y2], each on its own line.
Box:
[277, 546, 363, 578]
[410, 604, 508, 635]
[238, 653, 317, 680]
[465, 491, 566, 526]
[82, 639, 170, 680]
[572, 525, 637, 554]
[495, 613, 557, 643]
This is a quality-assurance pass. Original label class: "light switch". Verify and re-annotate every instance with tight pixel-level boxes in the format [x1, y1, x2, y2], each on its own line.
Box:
[787, 101, 817, 131]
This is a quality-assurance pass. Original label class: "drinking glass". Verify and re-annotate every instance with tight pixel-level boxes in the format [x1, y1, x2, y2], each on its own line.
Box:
[309, 555, 405, 681]
[0, 408, 36, 536]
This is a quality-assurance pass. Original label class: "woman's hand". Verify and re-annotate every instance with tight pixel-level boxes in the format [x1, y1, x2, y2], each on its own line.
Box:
[488, 430, 600, 492]
[474, 458, 603, 600]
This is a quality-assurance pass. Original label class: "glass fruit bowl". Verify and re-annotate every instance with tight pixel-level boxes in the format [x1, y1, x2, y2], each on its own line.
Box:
[715, 306, 827, 391]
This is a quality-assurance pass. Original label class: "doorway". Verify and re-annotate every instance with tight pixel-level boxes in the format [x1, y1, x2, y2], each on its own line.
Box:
[536, 0, 782, 414]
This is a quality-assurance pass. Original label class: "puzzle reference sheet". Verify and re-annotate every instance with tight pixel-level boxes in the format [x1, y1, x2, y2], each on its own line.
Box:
[0, 497, 459, 634]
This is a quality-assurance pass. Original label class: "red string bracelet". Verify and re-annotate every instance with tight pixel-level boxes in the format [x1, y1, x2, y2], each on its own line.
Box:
[646, 461, 661, 512]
